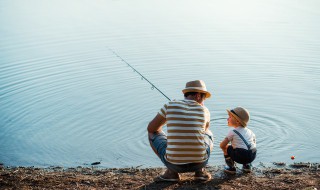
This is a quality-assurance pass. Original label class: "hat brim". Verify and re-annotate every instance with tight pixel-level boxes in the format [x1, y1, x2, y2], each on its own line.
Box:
[227, 109, 247, 127]
[182, 89, 211, 99]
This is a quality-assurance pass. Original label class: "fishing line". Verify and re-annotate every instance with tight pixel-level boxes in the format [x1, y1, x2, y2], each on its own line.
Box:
[108, 49, 219, 122]
[108, 48, 171, 101]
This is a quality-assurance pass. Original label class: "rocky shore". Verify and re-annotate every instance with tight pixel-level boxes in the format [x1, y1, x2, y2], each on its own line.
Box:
[0, 162, 319, 189]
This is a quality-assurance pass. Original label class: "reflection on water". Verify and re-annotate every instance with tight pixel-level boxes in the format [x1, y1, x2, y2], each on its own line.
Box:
[0, 0, 320, 168]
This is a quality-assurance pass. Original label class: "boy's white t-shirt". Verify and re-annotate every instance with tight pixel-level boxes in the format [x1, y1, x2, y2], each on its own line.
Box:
[227, 126, 256, 150]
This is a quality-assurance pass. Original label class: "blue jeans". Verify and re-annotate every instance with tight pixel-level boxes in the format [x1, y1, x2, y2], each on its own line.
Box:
[149, 130, 214, 173]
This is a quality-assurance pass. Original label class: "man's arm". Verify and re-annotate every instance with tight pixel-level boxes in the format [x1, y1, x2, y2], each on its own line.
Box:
[147, 113, 166, 133]
[205, 122, 210, 131]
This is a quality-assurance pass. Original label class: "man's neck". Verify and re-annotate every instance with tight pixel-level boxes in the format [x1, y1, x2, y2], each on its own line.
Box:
[185, 96, 195, 101]
[185, 96, 203, 106]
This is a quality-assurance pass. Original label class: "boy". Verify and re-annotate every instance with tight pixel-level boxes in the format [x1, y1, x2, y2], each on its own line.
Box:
[220, 107, 257, 174]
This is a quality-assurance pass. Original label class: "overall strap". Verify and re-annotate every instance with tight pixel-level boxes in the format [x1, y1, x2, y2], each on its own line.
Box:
[233, 130, 251, 150]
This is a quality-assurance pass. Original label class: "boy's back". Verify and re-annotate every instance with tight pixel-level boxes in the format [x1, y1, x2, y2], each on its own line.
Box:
[227, 127, 256, 150]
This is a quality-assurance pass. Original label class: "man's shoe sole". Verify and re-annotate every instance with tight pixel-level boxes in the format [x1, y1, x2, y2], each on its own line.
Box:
[194, 176, 212, 181]
[158, 176, 180, 182]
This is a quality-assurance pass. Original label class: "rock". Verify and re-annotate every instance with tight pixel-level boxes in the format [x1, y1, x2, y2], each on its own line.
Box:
[290, 162, 311, 168]
[91, 162, 101, 166]
[273, 162, 286, 166]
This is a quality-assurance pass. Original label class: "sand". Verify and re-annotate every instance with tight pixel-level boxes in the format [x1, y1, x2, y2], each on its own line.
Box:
[0, 162, 319, 189]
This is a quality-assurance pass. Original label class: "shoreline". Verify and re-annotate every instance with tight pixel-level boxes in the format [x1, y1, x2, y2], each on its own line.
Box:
[0, 162, 319, 189]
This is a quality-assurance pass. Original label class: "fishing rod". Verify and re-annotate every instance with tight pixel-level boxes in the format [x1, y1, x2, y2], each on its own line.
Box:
[108, 48, 171, 101]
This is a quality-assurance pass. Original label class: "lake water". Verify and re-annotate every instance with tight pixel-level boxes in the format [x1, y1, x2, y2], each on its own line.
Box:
[1, 0, 320, 168]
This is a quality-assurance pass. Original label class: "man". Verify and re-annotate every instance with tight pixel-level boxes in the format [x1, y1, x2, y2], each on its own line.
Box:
[147, 80, 214, 181]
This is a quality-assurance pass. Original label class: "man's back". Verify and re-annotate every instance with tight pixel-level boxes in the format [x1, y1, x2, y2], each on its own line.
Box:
[159, 100, 210, 164]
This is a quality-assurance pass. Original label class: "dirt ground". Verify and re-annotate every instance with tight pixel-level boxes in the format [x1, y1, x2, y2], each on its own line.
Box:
[0, 163, 319, 190]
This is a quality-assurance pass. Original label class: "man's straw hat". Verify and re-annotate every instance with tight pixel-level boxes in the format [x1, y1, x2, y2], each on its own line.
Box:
[182, 80, 211, 99]
[227, 107, 250, 127]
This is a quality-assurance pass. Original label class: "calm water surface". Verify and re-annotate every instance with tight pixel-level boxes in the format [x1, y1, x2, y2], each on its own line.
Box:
[1, 0, 320, 168]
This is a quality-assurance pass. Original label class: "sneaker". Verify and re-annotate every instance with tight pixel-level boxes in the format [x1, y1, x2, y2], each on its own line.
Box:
[224, 166, 236, 174]
[243, 164, 252, 173]
[194, 168, 212, 181]
[158, 169, 180, 182]
[224, 156, 235, 166]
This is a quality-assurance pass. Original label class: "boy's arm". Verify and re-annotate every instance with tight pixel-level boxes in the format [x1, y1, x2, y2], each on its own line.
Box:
[220, 137, 230, 149]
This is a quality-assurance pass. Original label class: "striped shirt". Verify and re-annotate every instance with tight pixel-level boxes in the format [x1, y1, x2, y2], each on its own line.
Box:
[159, 99, 210, 164]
